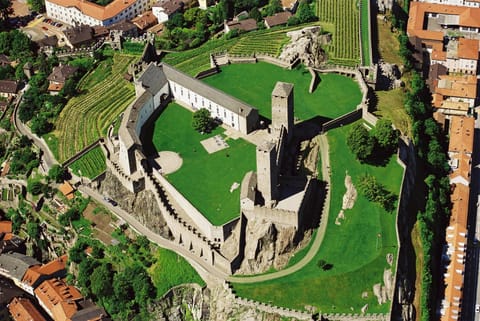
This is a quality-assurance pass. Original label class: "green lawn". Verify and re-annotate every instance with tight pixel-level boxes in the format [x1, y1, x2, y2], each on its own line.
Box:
[202, 63, 362, 121]
[360, 0, 371, 66]
[148, 248, 206, 297]
[152, 103, 256, 225]
[375, 89, 411, 137]
[232, 121, 403, 313]
[69, 146, 106, 179]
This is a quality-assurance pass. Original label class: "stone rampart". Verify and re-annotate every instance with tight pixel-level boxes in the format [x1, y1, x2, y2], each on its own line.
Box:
[222, 281, 315, 320]
[63, 139, 101, 168]
[152, 170, 236, 242]
[210, 52, 297, 69]
[362, 108, 379, 126]
[321, 109, 363, 133]
[308, 67, 319, 93]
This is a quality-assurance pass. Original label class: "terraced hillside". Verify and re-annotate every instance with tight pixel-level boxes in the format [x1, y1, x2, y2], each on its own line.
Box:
[318, 0, 361, 65]
[52, 54, 136, 163]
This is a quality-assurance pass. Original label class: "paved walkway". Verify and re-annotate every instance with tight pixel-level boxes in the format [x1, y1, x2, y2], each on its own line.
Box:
[228, 134, 331, 283]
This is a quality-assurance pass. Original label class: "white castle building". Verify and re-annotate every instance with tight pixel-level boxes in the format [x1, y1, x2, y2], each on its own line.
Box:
[45, 0, 157, 26]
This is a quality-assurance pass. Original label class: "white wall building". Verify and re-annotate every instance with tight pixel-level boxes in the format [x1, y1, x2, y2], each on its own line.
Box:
[46, 0, 157, 26]
[417, 0, 480, 7]
[430, 38, 479, 74]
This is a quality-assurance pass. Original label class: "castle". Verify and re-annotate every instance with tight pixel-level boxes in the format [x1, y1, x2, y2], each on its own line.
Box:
[107, 51, 317, 274]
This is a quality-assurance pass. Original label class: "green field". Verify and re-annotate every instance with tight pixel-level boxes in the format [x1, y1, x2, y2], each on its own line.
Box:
[149, 247, 206, 297]
[360, 0, 371, 66]
[202, 63, 362, 121]
[232, 121, 403, 313]
[318, 0, 361, 65]
[51, 54, 137, 163]
[69, 146, 106, 179]
[151, 103, 256, 225]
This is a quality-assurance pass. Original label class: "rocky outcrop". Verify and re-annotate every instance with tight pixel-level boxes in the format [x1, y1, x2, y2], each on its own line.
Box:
[236, 218, 311, 274]
[279, 26, 329, 68]
[95, 170, 171, 239]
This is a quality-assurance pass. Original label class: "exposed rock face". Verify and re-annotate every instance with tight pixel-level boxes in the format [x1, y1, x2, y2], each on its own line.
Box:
[236, 218, 311, 274]
[95, 170, 171, 239]
[376, 62, 403, 90]
[279, 26, 329, 68]
[152, 283, 303, 321]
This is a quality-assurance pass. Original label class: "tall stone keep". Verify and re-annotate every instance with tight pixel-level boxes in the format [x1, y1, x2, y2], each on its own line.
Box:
[256, 141, 278, 208]
[271, 82, 294, 141]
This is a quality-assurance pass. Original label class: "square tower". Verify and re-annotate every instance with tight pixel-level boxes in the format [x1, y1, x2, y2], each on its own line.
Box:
[256, 140, 278, 208]
[271, 82, 294, 140]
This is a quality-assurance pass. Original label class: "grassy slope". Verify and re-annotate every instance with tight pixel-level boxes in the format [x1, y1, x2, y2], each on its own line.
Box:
[375, 89, 411, 136]
[202, 63, 362, 121]
[233, 122, 403, 313]
[360, 0, 371, 66]
[152, 103, 256, 225]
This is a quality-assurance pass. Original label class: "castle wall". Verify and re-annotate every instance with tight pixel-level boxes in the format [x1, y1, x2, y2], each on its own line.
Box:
[168, 80, 244, 133]
[152, 170, 236, 242]
[244, 206, 299, 229]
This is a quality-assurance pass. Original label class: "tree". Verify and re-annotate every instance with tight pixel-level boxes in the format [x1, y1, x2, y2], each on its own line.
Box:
[296, 0, 317, 23]
[26, 221, 40, 240]
[249, 7, 262, 21]
[372, 118, 398, 151]
[27, 180, 44, 195]
[358, 174, 397, 212]
[264, 0, 283, 16]
[27, 0, 45, 13]
[287, 15, 300, 26]
[192, 108, 213, 133]
[346, 123, 375, 162]
[90, 263, 113, 299]
[30, 115, 53, 136]
[48, 165, 66, 183]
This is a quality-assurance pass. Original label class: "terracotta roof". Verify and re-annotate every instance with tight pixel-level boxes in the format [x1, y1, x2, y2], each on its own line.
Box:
[226, 18, 258, 32]
[427, 63, 448, 88]
[8, 297, 47, 321]
[457, 37, 479, 60]
[0, 221, 12, 234]
[131, 11, 158, 30]
[46, 0, 139, 21]
[59, 181, 75, 200]
[48, 83, 64, 92]
[449, 116, 475, 155]
[433, 74, 477, 107]
[34, 278, 83, 321]
[280, 0, 297, 9]
[265, 11, 292, 28]
[407, 2, 480, 41]
[431, 42, 446, 61]
[92, 26, 109, 37]
[47, 65, 79, 84]
[152, 0, 184, 14]
[0, 80, 18, 94]
[22, 254, 68, 288]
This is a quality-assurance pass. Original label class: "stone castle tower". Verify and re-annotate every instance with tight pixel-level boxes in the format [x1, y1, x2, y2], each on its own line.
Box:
[271, 82, 294, 142]
[256, 81, 295, 208]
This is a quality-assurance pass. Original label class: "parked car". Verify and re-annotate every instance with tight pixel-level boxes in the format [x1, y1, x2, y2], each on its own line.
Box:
[42, 26, 48, 31]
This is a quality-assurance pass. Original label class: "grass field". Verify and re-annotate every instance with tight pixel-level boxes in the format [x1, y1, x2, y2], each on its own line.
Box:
[360, 0, 371, 66]
[318, 0, 361, 65]
[151, 103, 256, 225]
[50, 54, 137, 163]
[149, 247, 206, 297]
[69, 146, 106, 179]
[374, 89, 411, 136]
[202, 63, 362, 121]
[376, 17, 403, 65]
[232, 121, 403, 313]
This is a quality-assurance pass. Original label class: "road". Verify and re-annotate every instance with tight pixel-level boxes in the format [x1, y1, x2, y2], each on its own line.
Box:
[228, 134, 331, 284]
[13, 89, 59, 170]
[78, 185, 228, 286]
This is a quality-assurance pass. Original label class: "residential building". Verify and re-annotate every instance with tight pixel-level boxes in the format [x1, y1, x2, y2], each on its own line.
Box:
[47, 65, 79, 94]
[46, 0, 157, 27]
[224, 18, 258, 33]
[0, 80, 18, 98]
[417, 0, 480, 8]
[63, 25, 95, 48]
[431, 38, 479, 74]
[440, 115, 475, 321]
[59, 181, 75, 200]
[21, 254, 68, 295]
[0, 253, 40, 287]
[151, 0, 184, 23]
[0, 54, 11, 67]
[34, 278, 83, 321]
[8, 297, 47, 321]
[432, 74, 477, 114]
[264, 11, 292, 28]
[108, 20, 138, 37]
[131, 10, 158, 30]
[281, 0, 298, 12]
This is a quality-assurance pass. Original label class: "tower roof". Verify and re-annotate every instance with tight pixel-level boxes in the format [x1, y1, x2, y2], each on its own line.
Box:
[272, 82, 293, 97]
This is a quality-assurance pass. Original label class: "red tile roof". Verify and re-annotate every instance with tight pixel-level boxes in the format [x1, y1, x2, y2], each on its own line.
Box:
[8, 297, 47, 321]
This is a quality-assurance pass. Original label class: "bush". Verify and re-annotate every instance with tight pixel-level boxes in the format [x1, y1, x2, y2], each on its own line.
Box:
[192, 108, 214, 133]
[358, 174, 397, 212]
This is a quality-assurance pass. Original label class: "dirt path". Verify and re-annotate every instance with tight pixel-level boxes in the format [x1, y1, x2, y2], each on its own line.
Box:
[228, 134, 331, 284]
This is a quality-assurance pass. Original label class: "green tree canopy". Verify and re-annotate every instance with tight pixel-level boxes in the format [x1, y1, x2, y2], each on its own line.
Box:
[264, 0, 283, 16]
[192, 108, 213, 133]
[296, 0, 317, 23]
[48, 165, 67, 183]
[346, 123, 375, 162]
[372, 118, 399, 151]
